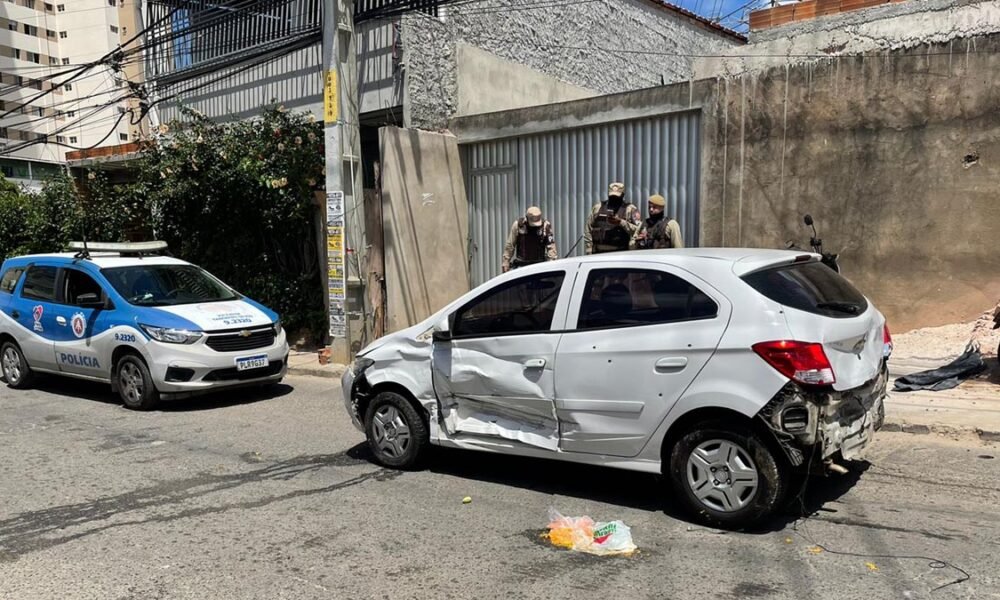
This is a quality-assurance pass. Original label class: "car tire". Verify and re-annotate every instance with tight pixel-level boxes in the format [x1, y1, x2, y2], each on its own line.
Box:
[364, 391, 428, 470]
[1, 341, 35, 389]
[668, 421, 787, 529]
[116, 354, 159, 411]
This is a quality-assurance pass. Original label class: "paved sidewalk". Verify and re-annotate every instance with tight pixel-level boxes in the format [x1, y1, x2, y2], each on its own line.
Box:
[284, 345, 1000, 439]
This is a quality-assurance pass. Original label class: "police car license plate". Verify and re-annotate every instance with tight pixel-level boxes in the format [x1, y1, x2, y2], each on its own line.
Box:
[235, 355, 269, 372]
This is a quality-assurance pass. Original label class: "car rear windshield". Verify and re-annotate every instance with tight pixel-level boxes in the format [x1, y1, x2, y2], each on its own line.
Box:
[102, 264, 239, 307]
[742, 262, 869, 318]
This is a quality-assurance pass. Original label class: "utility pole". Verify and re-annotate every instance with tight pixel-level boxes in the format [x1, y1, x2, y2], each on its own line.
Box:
[322, 0, 362, 364]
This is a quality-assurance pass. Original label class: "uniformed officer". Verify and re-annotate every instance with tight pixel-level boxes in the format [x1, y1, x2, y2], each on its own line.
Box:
[502, 206, 557, 272]
[583, 182, 641, 254]
[631, 194, 684, 250]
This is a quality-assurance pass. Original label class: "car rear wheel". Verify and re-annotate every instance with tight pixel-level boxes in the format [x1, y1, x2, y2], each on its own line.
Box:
[1, 341, 34, 389]
[116, 354, 159, 411]
[364, 391, 428, 470]
[668, 421, 787, 529]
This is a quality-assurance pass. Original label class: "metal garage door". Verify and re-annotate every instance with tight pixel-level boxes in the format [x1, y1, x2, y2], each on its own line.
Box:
[464, 110, 702, 286]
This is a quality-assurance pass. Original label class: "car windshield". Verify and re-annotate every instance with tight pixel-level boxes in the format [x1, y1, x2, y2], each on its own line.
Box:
[102, 264, 239, 307]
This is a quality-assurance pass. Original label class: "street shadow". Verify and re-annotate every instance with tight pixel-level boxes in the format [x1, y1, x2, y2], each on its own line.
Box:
[0, 446, 398, 562]
[22, 375, 294, 412]
[363, 446, 870, 532]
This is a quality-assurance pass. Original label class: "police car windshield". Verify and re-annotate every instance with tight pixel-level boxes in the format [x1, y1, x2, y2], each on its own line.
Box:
[102, 265, 239, 307]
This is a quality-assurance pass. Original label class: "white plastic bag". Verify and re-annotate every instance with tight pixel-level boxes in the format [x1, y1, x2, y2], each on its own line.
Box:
[545, 507, 637, 556]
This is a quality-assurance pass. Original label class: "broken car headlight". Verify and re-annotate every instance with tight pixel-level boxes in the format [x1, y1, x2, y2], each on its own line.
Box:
[351, 357, 374, 376]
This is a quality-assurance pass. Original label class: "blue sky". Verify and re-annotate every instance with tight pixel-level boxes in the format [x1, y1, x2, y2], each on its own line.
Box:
[669, 0, 765, 33]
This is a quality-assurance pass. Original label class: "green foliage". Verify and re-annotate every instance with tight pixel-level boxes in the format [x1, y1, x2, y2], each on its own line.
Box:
[0, 106, 327, 337]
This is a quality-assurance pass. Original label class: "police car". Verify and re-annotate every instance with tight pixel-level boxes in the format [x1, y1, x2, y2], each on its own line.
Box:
[0, 242, 288, 409]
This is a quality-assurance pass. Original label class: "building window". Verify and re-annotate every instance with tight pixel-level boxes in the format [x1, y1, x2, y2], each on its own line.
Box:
[23, 0, 35, 9]
[35, 107, 43, 117]
[117, 106, 125, 114]
[0, 128, 7, 139]
[49, 57, 58, 65]
[57, 3, 64, 10]
[59, 31, 67, 39]
[29, 52, 40, 63]
[46, 29, 55, 38]
[69, 136, 77, 144]
[7, 22, 17, 32]
[110, 25, 118, 33]
[23, 24, 37, 36]
[45, 2, 54, 10]
[66, 110, 75, 117]
[108, 0, 116, 5]
[56, 135, 66, 143]
[13, 49, 20, 60]
[61, 57, 69, 65]
[64, 83, 72, 91]
[119, 133, 128, 142]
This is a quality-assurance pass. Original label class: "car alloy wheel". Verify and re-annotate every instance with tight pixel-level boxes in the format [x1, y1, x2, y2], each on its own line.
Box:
[686, 439, 760, 513]
[2, 345, 22, 384]
[119, 361, 145, 405]
[371, 404, 412, 459]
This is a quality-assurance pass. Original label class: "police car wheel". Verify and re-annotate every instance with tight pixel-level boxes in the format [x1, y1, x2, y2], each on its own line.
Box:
[116, 355, 159, 411]
[1, 341, 34, 389]
[364, 391, 428, 470]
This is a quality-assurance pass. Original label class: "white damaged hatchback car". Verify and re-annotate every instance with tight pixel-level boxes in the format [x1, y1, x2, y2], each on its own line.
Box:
[342, 249, 891, 527]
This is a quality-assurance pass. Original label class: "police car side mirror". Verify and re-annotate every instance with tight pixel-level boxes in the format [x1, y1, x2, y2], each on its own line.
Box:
[432, 330, 453, 342]
[76, 293, 105, 309]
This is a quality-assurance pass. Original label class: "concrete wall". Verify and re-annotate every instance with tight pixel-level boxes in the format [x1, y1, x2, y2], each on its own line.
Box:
[455, 44, 596, 116]
[695, 0, 1000, 78]
[401, 0, 742, 129]
[380, 126, 470, 333]
[450, 33, 1000, 332]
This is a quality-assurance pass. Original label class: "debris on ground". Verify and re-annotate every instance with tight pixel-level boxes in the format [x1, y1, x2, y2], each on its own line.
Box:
[462, 496, 472, 504]
[543, 508, 637, 556]
[893, 344, 987, 392]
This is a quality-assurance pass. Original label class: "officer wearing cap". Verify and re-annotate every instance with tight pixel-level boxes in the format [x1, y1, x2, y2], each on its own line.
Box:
[584, 182, 641, 254]
[631, 194, 684, 250]
[502, 206, 557, 272]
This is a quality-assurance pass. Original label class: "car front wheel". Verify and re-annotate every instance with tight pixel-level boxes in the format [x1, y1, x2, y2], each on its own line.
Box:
[1, 341, 34, 389]
[668, 421, 787, 529]
[364, 391, 428, 469]
[116, 354, 159, 411]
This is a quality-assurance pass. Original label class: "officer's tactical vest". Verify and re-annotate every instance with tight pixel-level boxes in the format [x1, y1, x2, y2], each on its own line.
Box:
[515, 218, 551, 265]
[592, 201, 632, 251]
[640, 215, 675, 249]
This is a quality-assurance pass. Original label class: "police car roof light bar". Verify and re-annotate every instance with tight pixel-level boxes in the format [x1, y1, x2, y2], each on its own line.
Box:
[68, 241, 170, 258]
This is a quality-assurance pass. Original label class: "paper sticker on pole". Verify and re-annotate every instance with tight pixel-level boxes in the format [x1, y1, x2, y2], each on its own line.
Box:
[324, 69, 338, 123]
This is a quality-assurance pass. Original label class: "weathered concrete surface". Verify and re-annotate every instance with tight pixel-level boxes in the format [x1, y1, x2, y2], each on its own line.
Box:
[695, 0, 1000, 78]
[703, 35, 1000, 332]
[1, 375, 998, 599]
[402, 0, 741, 129]
[454, 44, 596, 117]
[379, 126, 470, 333]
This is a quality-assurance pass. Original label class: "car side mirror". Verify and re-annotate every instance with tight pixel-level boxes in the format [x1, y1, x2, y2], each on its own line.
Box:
[432, 329, 452, 342]
[76, 293, 104, 308]
[803, 214, 814, 226]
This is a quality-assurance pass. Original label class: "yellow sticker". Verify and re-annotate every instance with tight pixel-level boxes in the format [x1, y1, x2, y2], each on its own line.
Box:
[324, 69, 338, 123]
[865, 562, 879, 572]
[327, 235, 343, 252]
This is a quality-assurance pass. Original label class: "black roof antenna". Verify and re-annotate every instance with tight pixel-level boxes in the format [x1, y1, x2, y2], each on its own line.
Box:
[74, 223, 91, 259]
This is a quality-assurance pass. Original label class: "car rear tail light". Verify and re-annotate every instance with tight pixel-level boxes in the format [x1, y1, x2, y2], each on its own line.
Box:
[883, 323, 893, 358]
[752, 341, 836, 386]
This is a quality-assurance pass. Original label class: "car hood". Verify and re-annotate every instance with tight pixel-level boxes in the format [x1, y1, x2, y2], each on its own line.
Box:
[152, 300, 275, 331]
[357, 322, 430, 357]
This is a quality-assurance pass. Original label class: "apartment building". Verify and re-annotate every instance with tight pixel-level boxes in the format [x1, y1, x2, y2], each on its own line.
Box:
[0, 0, 137, 188]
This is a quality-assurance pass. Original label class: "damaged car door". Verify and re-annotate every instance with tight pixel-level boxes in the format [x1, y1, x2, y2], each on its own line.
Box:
[431, 270, 572, 451]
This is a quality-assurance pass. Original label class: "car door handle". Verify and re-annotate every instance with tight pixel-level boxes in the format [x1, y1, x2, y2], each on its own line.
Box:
[523, 358, 546, 369]
[56, 316, 67, 326]
[655, 357, 688, 371]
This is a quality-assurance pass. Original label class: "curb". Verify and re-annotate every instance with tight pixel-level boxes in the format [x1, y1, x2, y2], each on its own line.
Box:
[286, 364, 347, 380]
[881, 417, 1000, 443]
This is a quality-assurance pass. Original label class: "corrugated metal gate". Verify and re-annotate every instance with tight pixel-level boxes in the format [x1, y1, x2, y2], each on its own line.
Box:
[464, 110, 702, 286]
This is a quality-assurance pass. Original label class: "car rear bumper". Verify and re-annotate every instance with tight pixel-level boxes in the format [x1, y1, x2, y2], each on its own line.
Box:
[758, 365, 888, 466]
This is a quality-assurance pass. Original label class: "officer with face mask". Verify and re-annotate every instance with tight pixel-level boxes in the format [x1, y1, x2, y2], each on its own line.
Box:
[502, 206, 557, 272]
[631, 194, 684, 250]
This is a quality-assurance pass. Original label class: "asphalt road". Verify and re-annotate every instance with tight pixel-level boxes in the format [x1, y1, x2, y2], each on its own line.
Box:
[1, 375, 999, 600]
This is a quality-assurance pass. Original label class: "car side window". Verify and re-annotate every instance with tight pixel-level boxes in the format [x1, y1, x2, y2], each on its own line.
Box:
[576, 268, 718, 331]
[0, 267, 24, 294]
[63, 269, 105, 306]
[452, 272, 565, 338]
[20, 266, 58, 302]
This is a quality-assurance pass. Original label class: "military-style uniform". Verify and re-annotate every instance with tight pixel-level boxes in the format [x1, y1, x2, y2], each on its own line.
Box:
[502, 211, 557, 271]
[631, 194, 684, 250]
[584, 183, 641, 254]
